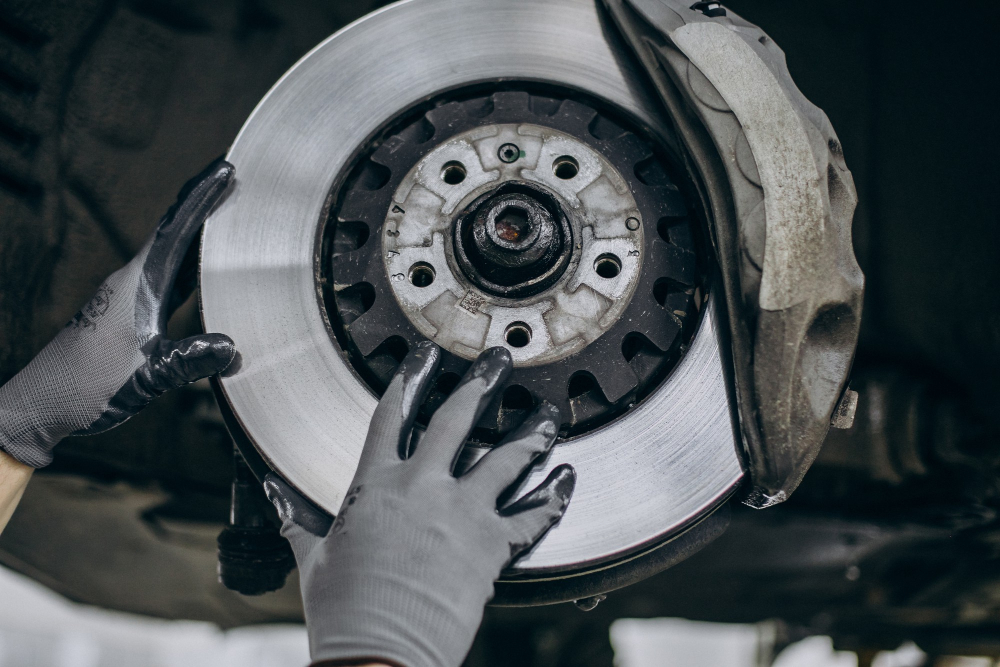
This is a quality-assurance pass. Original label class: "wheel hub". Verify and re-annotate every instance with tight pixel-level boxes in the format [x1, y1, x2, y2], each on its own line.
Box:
[456, 182, 571, 298]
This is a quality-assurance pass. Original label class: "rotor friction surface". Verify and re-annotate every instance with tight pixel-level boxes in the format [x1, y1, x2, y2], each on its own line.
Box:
[200, 0, 743, 575]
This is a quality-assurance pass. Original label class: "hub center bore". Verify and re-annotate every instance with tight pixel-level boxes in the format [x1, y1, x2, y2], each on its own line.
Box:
[455, 182, 573, 298]
[490, 201, 537, 248]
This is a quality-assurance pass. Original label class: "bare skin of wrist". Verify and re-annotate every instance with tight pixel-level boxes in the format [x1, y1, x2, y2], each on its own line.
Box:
[0, 450, 32, 535]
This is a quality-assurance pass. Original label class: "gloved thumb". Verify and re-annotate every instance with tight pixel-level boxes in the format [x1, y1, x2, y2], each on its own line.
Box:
[142, 334, 237, 395]
[81, 334, 237, 435]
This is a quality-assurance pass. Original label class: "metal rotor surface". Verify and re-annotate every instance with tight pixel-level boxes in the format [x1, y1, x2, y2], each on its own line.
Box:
[200, 0, 744, 573]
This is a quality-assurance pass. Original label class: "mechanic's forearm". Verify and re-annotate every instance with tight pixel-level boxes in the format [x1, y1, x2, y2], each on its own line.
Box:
[0, 449, 32, 535]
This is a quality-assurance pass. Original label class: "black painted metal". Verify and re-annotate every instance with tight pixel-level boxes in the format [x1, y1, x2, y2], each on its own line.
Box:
[216, 446, 296, 596]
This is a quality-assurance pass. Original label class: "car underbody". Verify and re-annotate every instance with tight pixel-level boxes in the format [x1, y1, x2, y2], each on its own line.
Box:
[0, 0, 998, 664]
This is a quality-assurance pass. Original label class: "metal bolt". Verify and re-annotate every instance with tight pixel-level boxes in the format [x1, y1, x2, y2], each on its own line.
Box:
[830, 388, 859, 429]
[498, 143, 521, 164]
[574, 594, 607, 611]
[690, 1, 727, 18]
[625, 217, 640, 231]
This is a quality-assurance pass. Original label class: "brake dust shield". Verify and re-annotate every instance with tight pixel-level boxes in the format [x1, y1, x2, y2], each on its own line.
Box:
[200, 0, 743, 603]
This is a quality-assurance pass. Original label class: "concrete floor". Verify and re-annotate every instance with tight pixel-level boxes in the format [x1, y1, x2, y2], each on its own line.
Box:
[0, 565, 958, 667]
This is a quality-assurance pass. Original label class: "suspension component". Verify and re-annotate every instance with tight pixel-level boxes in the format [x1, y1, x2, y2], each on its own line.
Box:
[216, 447, 295, 596]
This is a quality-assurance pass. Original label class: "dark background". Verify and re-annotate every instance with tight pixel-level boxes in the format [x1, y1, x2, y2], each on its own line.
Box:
[0, 0, 998, 664]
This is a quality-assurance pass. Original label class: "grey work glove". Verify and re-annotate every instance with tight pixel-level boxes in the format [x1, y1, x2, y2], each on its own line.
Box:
[264, 342, 576, 667]
[0, 159, 237, 467]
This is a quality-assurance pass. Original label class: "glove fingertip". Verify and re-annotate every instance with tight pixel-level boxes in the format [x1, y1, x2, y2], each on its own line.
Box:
[528, 402, 561, 445]
[548, 463, 577, 508]
[195, 156, 235, 196]
[380, 340, 441, 422]
[207, 159, 235, 199]
[263, 473, 333, 538]
[262, 473, 290, 510]
[157, 158, 236, 240]
[395, 340, 441, 389]
[195, 159, 235, 216]
[483, 344, 512, 367]
[184, 333, 238, 378]
[150, 334, 239, 391]
[477, 346, 513, 385]
[501, 462, 576, 518]
[202, 332, 238, 375]
[536, 400, 561, 423]
[263, 473, 300, 518]
[214, 157, 235, 179]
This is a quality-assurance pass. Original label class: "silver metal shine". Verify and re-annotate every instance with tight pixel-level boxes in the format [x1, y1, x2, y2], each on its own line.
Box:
[200, 0, 744, 572]
[384, 123, 643, 367]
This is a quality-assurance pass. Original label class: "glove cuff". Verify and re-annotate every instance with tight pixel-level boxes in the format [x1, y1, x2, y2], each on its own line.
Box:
[310, 651, 411, 667]
[0, 427, 55, 468]
[310, 659, 406, 667]
[303, 547, 489, 667]
[307, 595, 457, 667]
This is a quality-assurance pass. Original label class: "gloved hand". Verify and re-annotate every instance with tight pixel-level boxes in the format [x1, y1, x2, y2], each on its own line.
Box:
[0, 158, 237, 468]
[265, 342, 576, 667]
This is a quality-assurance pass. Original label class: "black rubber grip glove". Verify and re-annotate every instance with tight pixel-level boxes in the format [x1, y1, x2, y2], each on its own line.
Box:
[264, 342, 576, 667]
[0, 159, 237, 467]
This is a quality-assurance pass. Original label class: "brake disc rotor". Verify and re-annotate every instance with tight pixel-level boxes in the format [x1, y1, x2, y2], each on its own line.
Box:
[201, 0, 743, 602]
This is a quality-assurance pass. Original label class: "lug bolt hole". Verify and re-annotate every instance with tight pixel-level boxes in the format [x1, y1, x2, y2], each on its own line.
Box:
[594, 254, 622, 279]
[441, 161, 467, 185]
[504, 322, 532, 348]
[552, 155, 579, 180]
[498, 143, 520, 164]
[409, 262, 435, 288]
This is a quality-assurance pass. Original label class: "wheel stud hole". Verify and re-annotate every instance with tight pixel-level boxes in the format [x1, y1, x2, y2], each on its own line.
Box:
[441, 161, 467, 185]
[408, 262, 435, 287]
[495, 206, 531, 243]
[504, 322, 532, 348]
[594, 254, 621, 279]
[552, 155, 579, 180]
